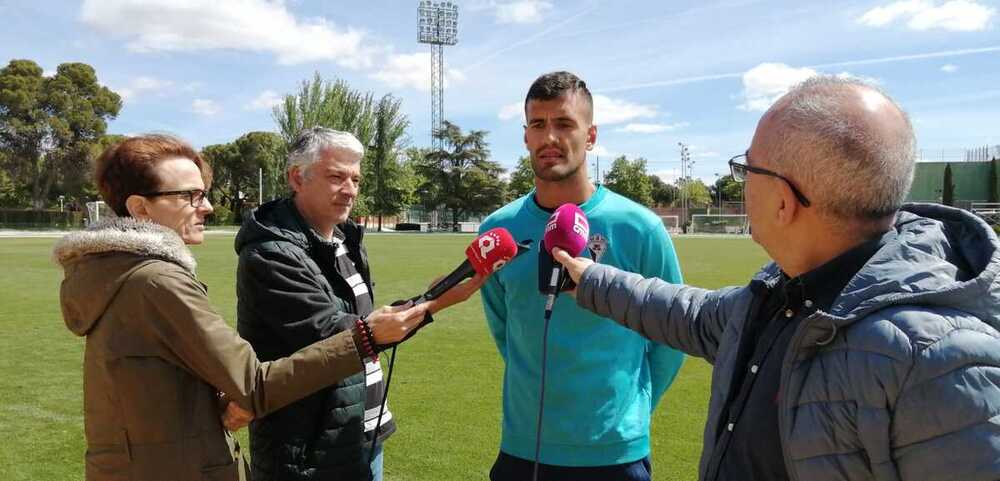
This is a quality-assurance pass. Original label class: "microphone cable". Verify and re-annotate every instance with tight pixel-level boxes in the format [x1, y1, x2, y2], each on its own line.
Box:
[532, 307, 554, 481]
[367, 345, 398, 480]
[533, 266, 563, 481]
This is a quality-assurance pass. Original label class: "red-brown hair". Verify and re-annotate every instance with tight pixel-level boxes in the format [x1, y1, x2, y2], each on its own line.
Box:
[94, 134, 213, 216]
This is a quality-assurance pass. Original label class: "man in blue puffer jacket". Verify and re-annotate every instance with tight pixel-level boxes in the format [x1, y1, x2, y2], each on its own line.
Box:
[553, 75, 1000, 481]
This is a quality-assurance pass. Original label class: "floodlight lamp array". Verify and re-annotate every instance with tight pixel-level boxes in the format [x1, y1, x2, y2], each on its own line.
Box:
[418, 1, 458, 45]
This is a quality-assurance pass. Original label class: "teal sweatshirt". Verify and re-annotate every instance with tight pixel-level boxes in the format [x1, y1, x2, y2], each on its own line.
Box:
[479, 185, 685, 467]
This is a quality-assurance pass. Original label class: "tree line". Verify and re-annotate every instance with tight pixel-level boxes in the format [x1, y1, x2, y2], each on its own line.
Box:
[0, 58, 742, 228]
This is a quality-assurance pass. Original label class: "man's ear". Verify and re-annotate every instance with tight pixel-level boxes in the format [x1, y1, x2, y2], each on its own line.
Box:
[586, 124, 597, 151]
[774, 179, 800, 226]
[125, 195, 149, 220]
[288, 167, 305, 193]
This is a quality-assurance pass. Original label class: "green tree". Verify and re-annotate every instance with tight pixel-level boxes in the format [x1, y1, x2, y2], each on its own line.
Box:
[990, 158, 998, 204]
[0, 152, 27, 207]
[237, 131, 285, 202]
[942, 163, 954, 206]
[603, 155, 652, 205]
[200, 142, 243, 221]
[367, 94, 412, 231]
[711, 174, 743, 208]
[201, 131, 284, 223]
[676, 178, 712, 207]
[0, 59, 121, 208]
[508, 156, 535, 200]
[272, 72, 375, 150]
[648, 174, 678, 207]
[59, 133, 127, 205]
[414, 121, 506, 231]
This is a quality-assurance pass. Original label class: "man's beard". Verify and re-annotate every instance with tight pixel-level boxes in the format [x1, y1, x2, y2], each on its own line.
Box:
[532, 155, 583, 182]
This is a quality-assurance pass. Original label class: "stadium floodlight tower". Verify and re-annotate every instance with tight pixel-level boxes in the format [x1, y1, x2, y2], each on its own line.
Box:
[418, 0, 459, 150]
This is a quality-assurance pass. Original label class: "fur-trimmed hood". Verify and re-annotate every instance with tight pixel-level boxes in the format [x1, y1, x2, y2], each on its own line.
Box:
[54, 217, 197, 336]
[53, 217, 196, 273]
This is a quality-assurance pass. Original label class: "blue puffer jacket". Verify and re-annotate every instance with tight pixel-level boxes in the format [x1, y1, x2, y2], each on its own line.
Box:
[577, 203, 1000, 481]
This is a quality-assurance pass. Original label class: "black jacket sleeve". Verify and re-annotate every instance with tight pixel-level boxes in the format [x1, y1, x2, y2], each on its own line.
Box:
[237, 243, 360, 352]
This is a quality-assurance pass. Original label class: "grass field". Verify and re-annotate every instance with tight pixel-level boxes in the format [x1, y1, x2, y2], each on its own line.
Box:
[0, 233, 768, 481]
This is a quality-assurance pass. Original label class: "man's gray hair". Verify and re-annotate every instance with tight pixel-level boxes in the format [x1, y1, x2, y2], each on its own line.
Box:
[287, 127, 365, 176]
[766, 75, 916, 222]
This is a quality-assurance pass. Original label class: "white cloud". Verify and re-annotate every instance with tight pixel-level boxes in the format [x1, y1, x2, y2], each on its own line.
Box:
[615, 122, 690, 134]
[498, 102, 524, 121]
[117, 76, 174, 102]
[858, 0, 995, 31]
[653, 169, 681, 184]
[941, 63, 960, 72]
[246, 90, 283, 111]
[497, 95, 660, 126]
[593, 95, 658, 126]
[738, 63, 818, 112]
[858, 0, 931, 26]
[192, 98, 221, 117]
[590, 145, 615, 158]
[496, 0, 553, 24]
[80, 0, 376, 67]
[370, 52, 465, 91]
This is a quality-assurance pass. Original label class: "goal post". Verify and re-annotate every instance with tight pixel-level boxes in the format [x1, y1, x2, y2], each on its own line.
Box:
[85, 201, 114, 226]
[691, 214, 748, 234]
[659, 215, 680, 233]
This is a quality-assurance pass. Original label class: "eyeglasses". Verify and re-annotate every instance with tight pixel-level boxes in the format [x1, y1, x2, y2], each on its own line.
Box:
[141, 189, 210, 208]
[728, 151, 811, 207]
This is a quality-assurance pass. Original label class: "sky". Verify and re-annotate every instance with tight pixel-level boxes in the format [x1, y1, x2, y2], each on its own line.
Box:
[2, 0, 998, 184]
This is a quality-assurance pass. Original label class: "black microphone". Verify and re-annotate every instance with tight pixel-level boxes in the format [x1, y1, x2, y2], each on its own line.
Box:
[416, 227, 530, 304]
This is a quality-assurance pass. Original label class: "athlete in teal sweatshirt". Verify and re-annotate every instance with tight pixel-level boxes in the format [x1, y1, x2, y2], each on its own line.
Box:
[479, 184, 685, 468]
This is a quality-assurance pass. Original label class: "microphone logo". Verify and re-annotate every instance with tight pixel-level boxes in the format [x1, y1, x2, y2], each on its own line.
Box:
[573, 212, 588, 237]
[544, 211, 559, 234]
[478, 232, 498, 259]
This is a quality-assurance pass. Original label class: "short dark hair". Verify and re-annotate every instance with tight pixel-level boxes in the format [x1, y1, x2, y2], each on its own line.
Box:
[525, 71, 593, 111]
[95, 134, 213, 216]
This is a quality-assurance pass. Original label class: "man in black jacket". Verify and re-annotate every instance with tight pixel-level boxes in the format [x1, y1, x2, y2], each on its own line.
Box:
[234, 127, 481, 481]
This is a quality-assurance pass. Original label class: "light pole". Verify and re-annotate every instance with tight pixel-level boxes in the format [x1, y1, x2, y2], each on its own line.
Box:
[678, 142, 690, 228]
[714, 173, 722, 214]
[58, 195, 65, 212]
[418, 1, 458, 149]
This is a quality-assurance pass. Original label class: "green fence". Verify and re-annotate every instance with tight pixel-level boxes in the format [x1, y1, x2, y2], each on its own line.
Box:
[908, 160, 997, 204]
[0, 209, 85, 229]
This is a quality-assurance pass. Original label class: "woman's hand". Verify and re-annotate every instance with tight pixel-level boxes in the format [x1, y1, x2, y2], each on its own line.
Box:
[424, 274, 486, 314]
[365, 302, 431, 345]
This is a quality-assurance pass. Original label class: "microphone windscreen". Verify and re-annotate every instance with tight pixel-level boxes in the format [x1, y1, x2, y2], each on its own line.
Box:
[543, 203, 589, 257]
[466, 227, 518, 276]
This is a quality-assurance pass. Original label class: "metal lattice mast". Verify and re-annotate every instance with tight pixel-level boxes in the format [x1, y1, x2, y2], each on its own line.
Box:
[418, 1, 458, 150]
[430, 44, 443, 148]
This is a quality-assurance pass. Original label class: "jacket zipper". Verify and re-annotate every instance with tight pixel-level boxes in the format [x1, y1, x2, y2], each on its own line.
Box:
[777, 312, 825, 481]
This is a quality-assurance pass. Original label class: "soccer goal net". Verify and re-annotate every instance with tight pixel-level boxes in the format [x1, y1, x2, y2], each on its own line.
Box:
[85, 201, 114, 226]
[691, 214, 748, 234]
[659, 215, 680, 233]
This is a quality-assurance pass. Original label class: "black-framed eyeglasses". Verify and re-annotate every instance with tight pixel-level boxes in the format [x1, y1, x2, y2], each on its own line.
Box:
[728, 151, 811, 207]
[141, 189, 210, 208]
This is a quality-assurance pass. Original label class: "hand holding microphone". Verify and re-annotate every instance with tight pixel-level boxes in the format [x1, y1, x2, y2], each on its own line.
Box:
[549, 247, 594, 296]
[541, 204, 589, 316]
[420, 227, 526, 314]
[377, 227, 530, 350]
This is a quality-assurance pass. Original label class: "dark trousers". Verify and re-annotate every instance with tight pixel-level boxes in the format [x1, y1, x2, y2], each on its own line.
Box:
[489, 451, 652, 481]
